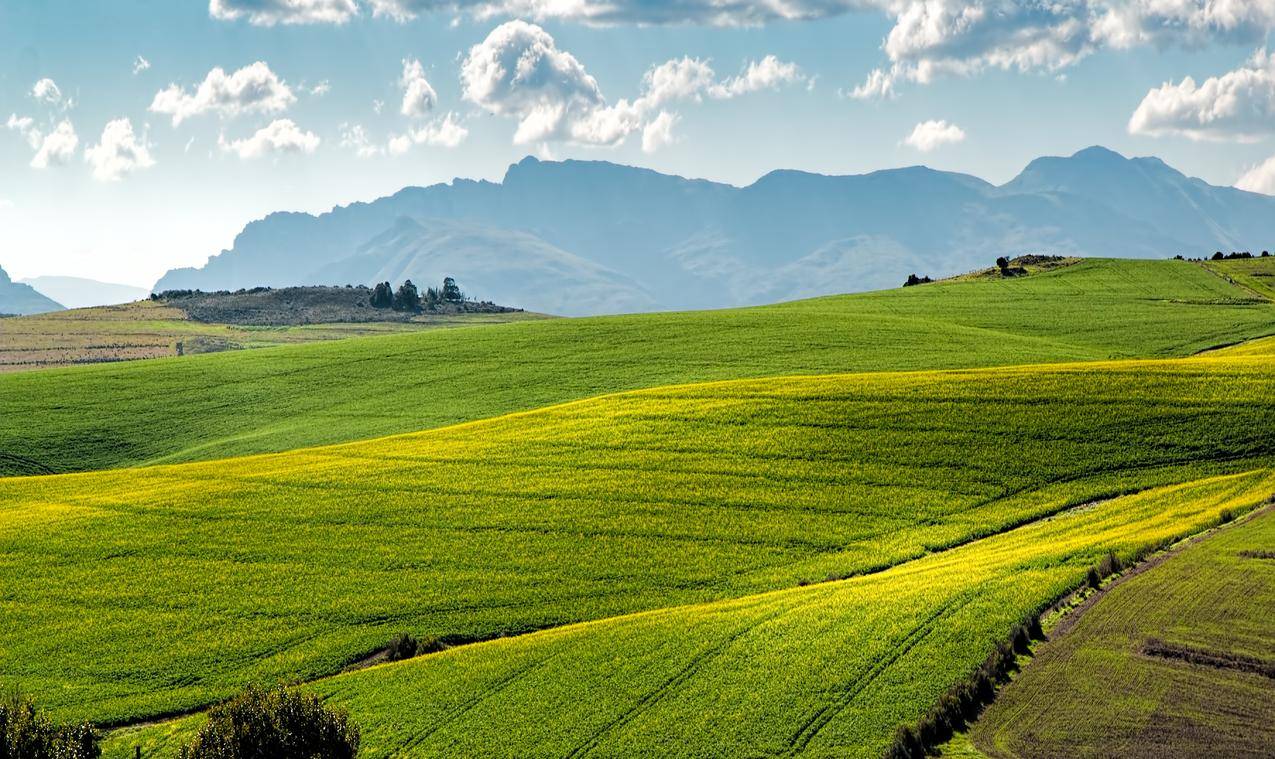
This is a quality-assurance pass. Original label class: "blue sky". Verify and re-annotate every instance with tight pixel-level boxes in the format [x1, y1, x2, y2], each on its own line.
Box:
[3, 0, 1275, 287]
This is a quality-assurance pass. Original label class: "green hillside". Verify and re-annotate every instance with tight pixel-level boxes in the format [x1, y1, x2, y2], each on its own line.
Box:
[2, 258, 1273, 477]
[102, 469, 1274, 758]
[4, 349, 1274, 733]
[966, 507, 1275, 759]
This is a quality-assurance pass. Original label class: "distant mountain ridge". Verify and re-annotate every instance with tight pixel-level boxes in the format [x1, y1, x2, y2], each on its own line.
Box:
[0, 265, 64, 315]
[20, 276, 150, 309]
[155, 147, 1275, 315]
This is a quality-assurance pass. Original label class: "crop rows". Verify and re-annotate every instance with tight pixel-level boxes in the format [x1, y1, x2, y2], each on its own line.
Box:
[104, 470, 1275, 757]
[1, 351, 1273, 727]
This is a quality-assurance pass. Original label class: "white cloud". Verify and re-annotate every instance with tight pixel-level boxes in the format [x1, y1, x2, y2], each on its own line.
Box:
[400, 58, 438, 117]
[219, 118, 321, 159]
[711, 55, 806, 97]
[395, 111, 469, 151]
[849, 67, 895, 100]
[85, 118, 154, 181]
[641, 110, 678, 153]
[1129, 49, 1275, 142]
[341, 123, 383, 157]
[209, 0, 358, 25]
[845, 1, 1275, 99]
[32, 78, 64, 106]
[462, 21, 803, 147]
[461, 20, 610, 144]
[310, 80, 331, 96]
[6, 114, 40, 149]
[31, 120, 80, 169]
[1236, 154, 1275, 195]
[150, 62, 295, 126]
[902, 119, 966, 152]
[133, 55, 151, 75]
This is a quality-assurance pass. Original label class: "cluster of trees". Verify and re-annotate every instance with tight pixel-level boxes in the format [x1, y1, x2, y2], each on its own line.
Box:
[903, 274, 933, 287]
[1175, 251, 1272, 261]
[370, 277, 465, 311]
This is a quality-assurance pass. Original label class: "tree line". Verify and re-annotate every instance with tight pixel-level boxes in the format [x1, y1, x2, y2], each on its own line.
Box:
[370, 276, 465, 311]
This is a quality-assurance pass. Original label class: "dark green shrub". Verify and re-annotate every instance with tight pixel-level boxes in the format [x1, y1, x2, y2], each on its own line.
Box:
[386, 632, 419, 662]
[179, 685, 359, 759]
[0, 690, 99, 759]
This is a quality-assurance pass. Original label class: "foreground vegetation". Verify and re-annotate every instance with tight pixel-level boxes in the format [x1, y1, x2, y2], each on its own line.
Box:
[3, 258, 1273, 476]
[102, 469, 1275, 757]
[967, 507, 1275, 758]
[3, 348, 1273, 731]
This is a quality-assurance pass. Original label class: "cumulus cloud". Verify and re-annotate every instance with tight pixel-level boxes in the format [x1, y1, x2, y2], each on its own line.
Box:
[847, 0, 1275, 99]
[209, 0, 358, 25]
[641, 110, 678, 153]
[219, 118, 321, 159]
[310, 80, 331, 96]
[462, 21, 803, 147]
[1128, 49, 1275, 142]
[32, 78, 64, 106]
[150, 62, 296, 126]
[31, 120, 80, 169]
[389, 112, 470, 153]
[1236, 155, 1275, 195]
[400, 59, 438, 117]
[903, 119, 966, 151]
[84, 118, 153, 181]
[133, 56, 151, 75]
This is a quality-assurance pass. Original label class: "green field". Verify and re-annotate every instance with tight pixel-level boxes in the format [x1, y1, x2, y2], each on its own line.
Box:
[4, 257, 1275, 757]
[3, 349, 1273, 729]
[3, 258, 1273, 477]
[965, 507, 1275, 759]
[1203, 256, 1275, 301]
[100, 470, 1275, 757]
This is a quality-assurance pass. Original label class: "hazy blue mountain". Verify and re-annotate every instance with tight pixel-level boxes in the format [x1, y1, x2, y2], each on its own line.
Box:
[310, 218, 657, 316]
[154, 147, 1275, 314]
[19, 276, 150, 309]
[0, 266, 64, 315]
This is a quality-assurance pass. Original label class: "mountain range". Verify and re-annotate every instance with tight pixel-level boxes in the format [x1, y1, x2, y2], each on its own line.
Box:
[20, 276, 151, 310]
[155, 146, 1275, 315]
[0, 265, 64, 316]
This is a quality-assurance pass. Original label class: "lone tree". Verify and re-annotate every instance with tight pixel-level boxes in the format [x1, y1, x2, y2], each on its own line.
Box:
[393, 280, 420, 311]
[441, 276, 463, 303]
[995, 256, 1010, 273]
[370, 281, 394, 308]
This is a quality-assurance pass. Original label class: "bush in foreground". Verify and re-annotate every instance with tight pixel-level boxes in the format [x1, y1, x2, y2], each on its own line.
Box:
[0, 690, 99, 759]
[179, 685, 359, 759]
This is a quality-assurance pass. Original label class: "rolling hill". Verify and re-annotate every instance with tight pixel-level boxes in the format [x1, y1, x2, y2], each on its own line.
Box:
[3, 259, 1274, 477]
[2, 350, 1266, 754]
[6, 347, 1274, 726]
[0, 264, 64, 315]
[153, 148, 1275, 313]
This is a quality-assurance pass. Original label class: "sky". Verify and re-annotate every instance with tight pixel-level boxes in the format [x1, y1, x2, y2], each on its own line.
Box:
[3, 1, 1275, 288]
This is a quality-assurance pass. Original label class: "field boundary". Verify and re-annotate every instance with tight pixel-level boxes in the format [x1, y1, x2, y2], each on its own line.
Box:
[950, 498, 1275, 759]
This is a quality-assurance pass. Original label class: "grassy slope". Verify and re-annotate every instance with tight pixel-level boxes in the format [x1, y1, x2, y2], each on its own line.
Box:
[1202, 257, 1275, 300]
[3, 258, 1274, 477]
[968, 508, 1275, 759]
[103, 470, 1275, 758]
[4, 350, 1275, 729]
[0, 300, 543, 374]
